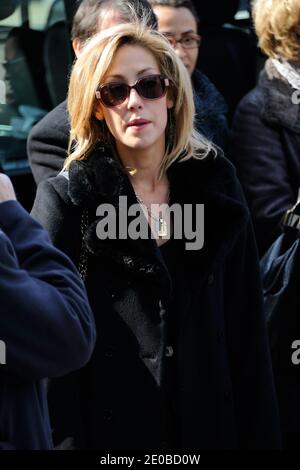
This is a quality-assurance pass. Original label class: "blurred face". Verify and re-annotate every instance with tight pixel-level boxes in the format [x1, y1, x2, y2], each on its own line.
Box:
[3, 36, 23, 106]
[153, 6, 199, 76]
[95, 44, 174, 158]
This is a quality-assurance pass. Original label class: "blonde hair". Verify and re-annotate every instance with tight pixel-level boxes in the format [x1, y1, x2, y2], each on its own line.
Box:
[65, 20, 216, 173]
[252, 0, 300, 61]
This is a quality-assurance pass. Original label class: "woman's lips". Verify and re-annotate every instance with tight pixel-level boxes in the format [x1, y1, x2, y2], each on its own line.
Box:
[129, 123, 150, 131]
[127, 119, 151, 131]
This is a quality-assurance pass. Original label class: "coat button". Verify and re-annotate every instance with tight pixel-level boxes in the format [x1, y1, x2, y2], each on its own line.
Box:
[207, 273, 214, 285]
[103, 409, 113, 421]
[104, 347, 114, 359]
[165, 346, 174, 357]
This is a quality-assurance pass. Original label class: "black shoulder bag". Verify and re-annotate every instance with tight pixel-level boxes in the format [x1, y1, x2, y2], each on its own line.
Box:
[261, 196, 300, 366]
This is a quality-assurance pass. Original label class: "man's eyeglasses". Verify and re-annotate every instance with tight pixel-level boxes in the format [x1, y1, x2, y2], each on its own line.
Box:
[164, 34, 201, 50]
[95, 74, 170, 108]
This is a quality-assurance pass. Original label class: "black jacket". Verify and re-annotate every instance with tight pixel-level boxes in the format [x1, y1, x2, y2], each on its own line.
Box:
[27, 71, 228, 185]
[0, 200, 96, 449]
[230, 59, 300, 257]
[31, 145, 280, 450]
[28, 99, 70, 184]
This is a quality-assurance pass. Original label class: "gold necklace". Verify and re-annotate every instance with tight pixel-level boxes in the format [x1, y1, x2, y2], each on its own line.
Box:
[135, 194, 169, 238]
[125, 166, 138, 176]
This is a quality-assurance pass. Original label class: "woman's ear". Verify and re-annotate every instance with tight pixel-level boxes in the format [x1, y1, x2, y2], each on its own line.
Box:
[94, 106, 104, 120]
[167, 93, 174, 109]
[167, 97, 174, 110]
[166, 87, 175, 110]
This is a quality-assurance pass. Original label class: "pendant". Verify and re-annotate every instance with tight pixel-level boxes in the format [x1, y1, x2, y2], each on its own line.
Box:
[157, 217, 168, 238]
[126, 166, 137, 176]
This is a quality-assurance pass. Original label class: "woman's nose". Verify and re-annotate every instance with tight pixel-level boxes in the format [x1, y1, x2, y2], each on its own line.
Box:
[126, 87, 143, 108]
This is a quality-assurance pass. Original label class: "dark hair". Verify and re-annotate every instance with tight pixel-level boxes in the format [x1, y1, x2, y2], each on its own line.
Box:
[71, 0, 157, 43]
[148, 0, 199, 25]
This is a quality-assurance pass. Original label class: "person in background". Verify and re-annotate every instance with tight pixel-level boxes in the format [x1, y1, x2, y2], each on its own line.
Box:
[31, 20, 280, 450]
[0, 173, 96, 449]
[27, 0, 157, 185]
[149, 0, 228, 150]
[230, 0, 300, 257]
[231, 0, 300, 448]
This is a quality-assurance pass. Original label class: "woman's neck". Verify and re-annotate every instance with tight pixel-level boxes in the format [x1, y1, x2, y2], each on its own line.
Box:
[117, 145, 165, 192]
[116, 144, 171, 246]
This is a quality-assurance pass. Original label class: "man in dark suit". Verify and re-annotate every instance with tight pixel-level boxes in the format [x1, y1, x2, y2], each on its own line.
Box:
[27, 0, 157, 184]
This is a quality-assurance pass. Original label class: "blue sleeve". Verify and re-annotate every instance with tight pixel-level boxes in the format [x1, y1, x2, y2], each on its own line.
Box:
[0, 200, 96, 380]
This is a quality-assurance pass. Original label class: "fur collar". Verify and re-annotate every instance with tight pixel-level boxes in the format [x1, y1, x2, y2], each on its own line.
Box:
[259, 58, 300, 133]
[67, 145, 248, 297]
[192, 69, 228, 118]
[192, 69, 228, 149]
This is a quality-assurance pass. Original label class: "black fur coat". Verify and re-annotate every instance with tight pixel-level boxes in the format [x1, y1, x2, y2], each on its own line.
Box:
[31, 146, 280, 450]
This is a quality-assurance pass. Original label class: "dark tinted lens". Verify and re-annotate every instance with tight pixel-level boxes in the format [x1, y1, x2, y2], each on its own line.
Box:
[137, 76, 165, 99]
[101, 83, 128, 106]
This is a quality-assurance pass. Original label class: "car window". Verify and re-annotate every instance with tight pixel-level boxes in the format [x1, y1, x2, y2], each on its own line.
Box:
[0, 0, 72, 176]
[236, 0, 250, 19]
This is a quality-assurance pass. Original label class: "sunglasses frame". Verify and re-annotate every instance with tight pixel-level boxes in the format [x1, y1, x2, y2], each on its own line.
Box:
[95, 74, 170, 107]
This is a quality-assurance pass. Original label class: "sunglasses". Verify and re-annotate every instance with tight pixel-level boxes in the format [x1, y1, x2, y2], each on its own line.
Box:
[95, 74, 170, 107]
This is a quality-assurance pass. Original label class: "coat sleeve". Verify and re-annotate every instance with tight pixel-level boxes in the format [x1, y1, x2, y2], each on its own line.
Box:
[27, 101, 69, 185]
[0, 200, 96, 380]
[224, 180, 281, 449]
[229, 90, 294, 257]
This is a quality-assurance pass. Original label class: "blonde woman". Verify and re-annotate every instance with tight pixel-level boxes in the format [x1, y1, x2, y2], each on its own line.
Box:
[231, 0, 300, 257]
[31, 21, 280, 450]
